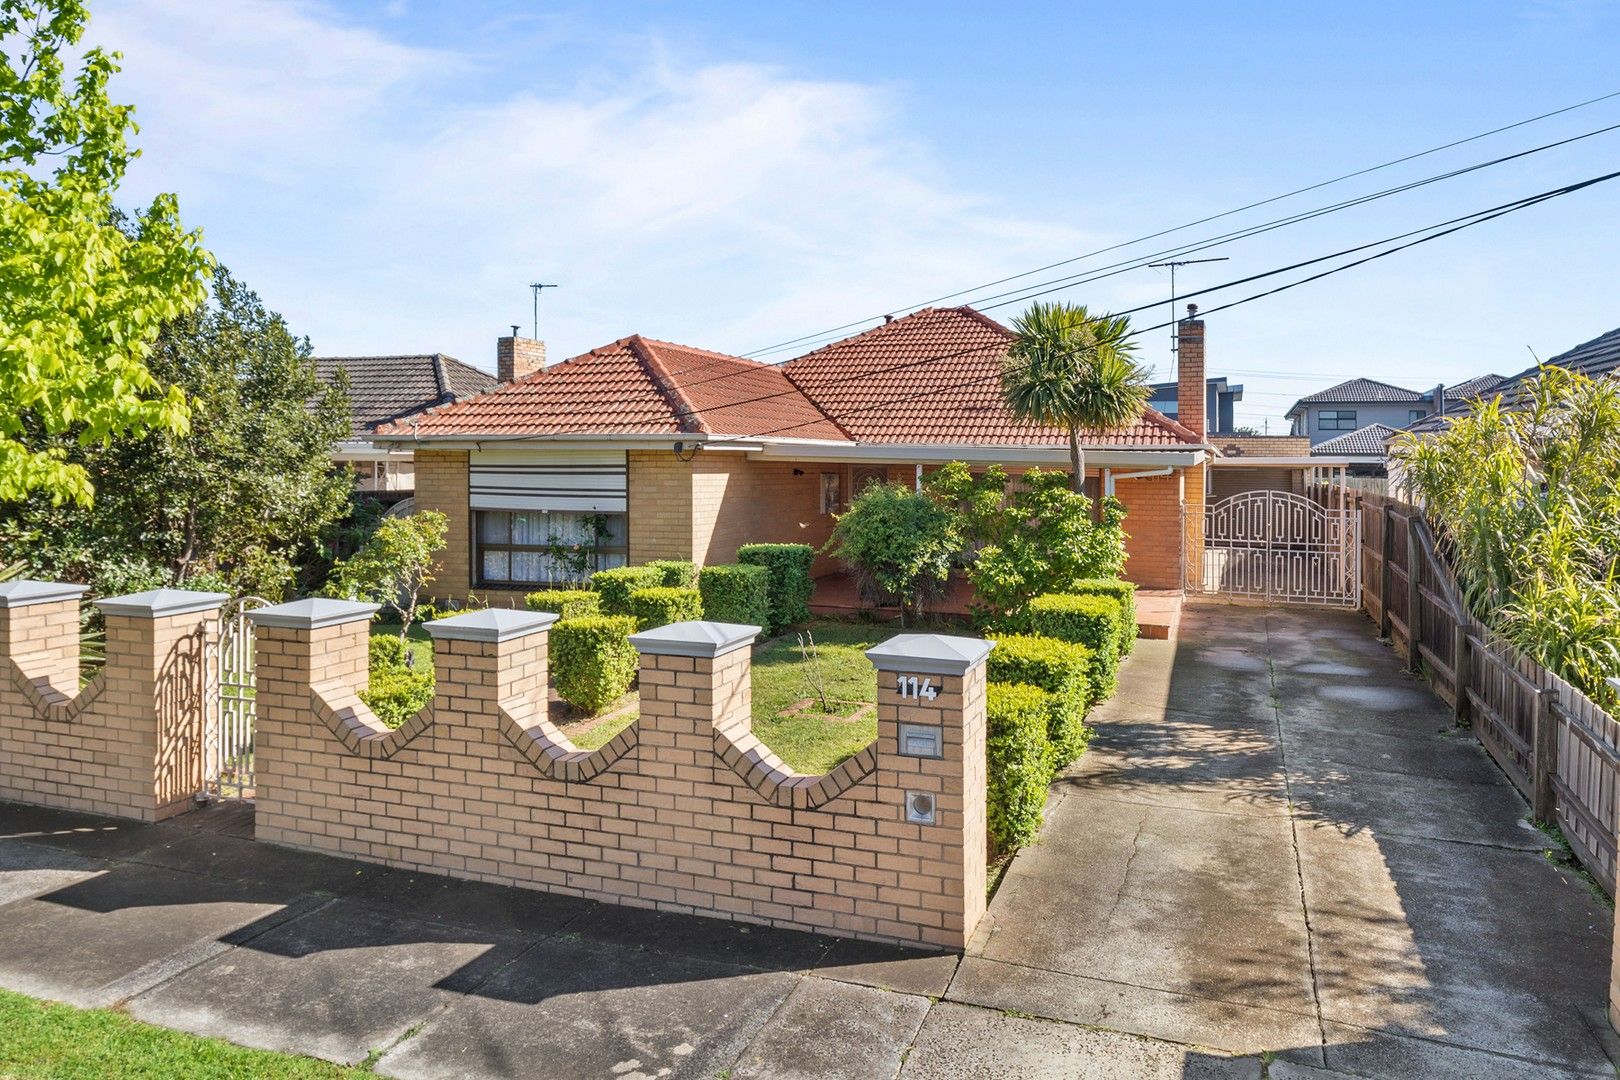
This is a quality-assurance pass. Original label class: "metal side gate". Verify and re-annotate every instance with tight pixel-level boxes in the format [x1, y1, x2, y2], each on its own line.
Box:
[1198, 490, 1361, 606]
[205, 596, 268, 799]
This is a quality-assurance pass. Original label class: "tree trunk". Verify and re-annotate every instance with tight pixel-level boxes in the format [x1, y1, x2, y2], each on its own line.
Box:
[1068, 425, 1086, 495]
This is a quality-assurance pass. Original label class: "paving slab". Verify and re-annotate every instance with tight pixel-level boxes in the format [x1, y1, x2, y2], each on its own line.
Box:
[0, 800, 161, 860]
[0, 861, 303, 1007]
[897, 1001, 1261, 1080]
[731, 976, 930, 1080]
[1278, 1020, 1615, 1080]
[127, 828, 393, 900]
[810, 935, 960, 997]
[1070, 710, 1289, 818]
[564, 899, 834, 972]
[1296, 821, 1613, 1074]
[375, 933, 796, 1080]
[0, 837, 107, 906]
[347, 867, 594, 938]
[947, 956, 1320, 1056]
[1286, 756, 1543, 849]
[127, 896, 528, 1066]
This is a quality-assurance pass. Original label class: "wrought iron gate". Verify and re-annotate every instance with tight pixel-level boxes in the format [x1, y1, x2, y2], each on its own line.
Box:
[205, 596, 267, 798]
[1198, 491, 1361, 606]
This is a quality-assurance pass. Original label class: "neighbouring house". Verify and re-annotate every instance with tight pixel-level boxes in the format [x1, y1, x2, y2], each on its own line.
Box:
[372, 307, 1218, 606]
[1148, 375, 1243, 434]
[316, 352, 503, 500]
[1285, 374, 1506, 445]
[1311, 423, 1398, 481]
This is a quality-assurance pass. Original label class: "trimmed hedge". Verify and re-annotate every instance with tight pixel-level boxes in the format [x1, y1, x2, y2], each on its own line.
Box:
[590, 566, 664, 616]
[986, 681, 1056, 854]
[1069, 578, 1137, 656]
[1020, 593, 1123, 703]
[361, 664, 434, 729]
[524, 589, 601, 620]
[737, 543, 815, 631]
[368, 635, 407, 669]
[987, 634, 1092, 766]
[628, 586, 704, 630]
[697, 563, 771, 627]
[552, 615, 638, 714]
[644, 559, 697, 589]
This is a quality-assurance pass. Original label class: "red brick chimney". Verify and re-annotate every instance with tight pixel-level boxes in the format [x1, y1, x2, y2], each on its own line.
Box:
[497, 331, 546, 383]
[1176, 305, 1206, 441]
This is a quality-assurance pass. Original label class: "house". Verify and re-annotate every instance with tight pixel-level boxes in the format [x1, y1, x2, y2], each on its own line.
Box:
[1310, 423, 1398, 478]
[1148, 375, 1243, 434]
[1286, 374, 1508, 446]
[372, 306, 1217, 606]
[316, 352, 502, 499]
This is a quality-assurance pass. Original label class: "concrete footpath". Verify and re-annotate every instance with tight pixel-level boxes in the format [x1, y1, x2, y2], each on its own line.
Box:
[0, 602, 1615, 1078]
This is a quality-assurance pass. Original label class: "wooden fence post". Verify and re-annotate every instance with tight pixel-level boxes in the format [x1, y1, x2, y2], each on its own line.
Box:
[1380, 500, 1394, 639]
[1405, 516, 1421, 673]
[1532, 686, 1559, 824]
[1451, 617, 1470, 721]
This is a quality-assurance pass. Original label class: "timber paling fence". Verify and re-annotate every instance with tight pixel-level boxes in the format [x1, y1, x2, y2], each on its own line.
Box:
[1358, 491, 1620, 896]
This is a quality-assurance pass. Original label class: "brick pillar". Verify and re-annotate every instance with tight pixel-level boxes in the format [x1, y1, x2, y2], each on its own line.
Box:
[629, 619, 758, 752]
[0, 581, 89, 695]
[425, 609, 556, 718]
[92, 589, 230, 819]
[866, 633, 993, 950]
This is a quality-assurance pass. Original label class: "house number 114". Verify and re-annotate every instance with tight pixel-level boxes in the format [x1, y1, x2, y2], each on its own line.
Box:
[896, 674, 938, 701]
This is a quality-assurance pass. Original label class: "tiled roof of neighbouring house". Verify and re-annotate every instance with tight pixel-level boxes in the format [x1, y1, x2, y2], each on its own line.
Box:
[1446, 373, 1508, 401]
[1285, 377, 1426, 418]
[1495, 325, 1620, 410]
[778, 307, 1202, 447]
[1310, 423, 1400, 456]
[381, 336, 850, 441]
[381, 307, 1204, 448]
[316, 353, 501, 438]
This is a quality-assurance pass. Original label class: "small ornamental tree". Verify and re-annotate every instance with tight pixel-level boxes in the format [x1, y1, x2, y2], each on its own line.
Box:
[822, 482, 960, 621]
[325, 511, 448, 642]
[1, 0, 213, 506]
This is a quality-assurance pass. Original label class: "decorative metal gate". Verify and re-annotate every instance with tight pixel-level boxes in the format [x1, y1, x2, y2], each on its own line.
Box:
[1198, 491, 1360, 606]
[205, 596, 267, 799]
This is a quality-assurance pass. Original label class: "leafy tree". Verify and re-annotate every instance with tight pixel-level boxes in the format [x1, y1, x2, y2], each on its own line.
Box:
[1003, 303, 1150, 493]
[1, 0, 212, 505]
[0, 267, 353, 598]
[822, 482, 959, 622]
[325, 511, 449, 641]
[927, 462, 1129, 621]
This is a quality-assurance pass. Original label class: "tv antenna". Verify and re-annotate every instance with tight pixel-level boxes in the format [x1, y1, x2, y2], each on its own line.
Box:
[528, 282, 558, 339]
[1147, 257, 1228, 376]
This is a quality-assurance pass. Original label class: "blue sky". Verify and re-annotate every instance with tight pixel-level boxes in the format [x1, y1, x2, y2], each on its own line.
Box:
[92, 0, 1620, 432]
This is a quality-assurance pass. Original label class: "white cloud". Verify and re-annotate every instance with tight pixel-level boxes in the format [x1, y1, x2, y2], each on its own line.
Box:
[87, 1, 1093, 368]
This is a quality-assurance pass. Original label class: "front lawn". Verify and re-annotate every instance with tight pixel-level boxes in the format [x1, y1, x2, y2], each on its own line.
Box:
[0, 987, 367, 1079]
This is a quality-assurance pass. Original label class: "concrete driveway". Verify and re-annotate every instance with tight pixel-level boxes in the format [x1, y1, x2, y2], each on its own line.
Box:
[0, 602, 1614, 1078]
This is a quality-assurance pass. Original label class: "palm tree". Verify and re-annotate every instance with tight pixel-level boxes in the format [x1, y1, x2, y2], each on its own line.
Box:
[1003, 302, 1151, 494]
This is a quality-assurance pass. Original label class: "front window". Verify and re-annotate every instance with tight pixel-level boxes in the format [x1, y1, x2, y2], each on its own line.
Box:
[474, 510, 627, 587]
[1318, 410, 1358, 431]
[1409, 409, 1426, 422]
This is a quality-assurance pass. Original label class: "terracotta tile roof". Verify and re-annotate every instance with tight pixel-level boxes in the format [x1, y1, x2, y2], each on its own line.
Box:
[315, 353, 501, 438]
[780, 307, 1202, 447]
[379, 337, 848, 441]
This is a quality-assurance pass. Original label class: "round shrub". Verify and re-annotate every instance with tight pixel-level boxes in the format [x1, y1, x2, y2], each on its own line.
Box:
[986, 681, 1056, 854]
[368, 635, 407, 669]
[1020, 593, 1123, 703]
[524, 589, 601, 620]
[697, 563, 771, 627]
[822, 483, 959, 614]
[1069, 579, 1137, 656]
[590, 566, 664, 615]
[643, 559, 697, 589]
[360, 664, 434, 729]
[737, 543, 815, 630]
[552, 615, 638, 714]
[628, 586, 704, 630]
[986, 634, 1093, 766]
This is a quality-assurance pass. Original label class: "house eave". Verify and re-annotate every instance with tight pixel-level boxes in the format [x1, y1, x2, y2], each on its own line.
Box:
[747, 441, 1209, 468]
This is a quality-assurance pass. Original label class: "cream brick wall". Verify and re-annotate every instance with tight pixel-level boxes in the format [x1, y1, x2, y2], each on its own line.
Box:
[252, 613, 990, 951]
[1114, 467, 1200, 591]
[413, 449, 470, 601]
[627, 450, 695, 562]
[0, 596, 219, 822]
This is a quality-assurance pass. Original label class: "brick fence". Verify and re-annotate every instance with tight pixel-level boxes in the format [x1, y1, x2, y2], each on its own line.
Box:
[246, 602, 991, 950]
[0, 582, 226, 822]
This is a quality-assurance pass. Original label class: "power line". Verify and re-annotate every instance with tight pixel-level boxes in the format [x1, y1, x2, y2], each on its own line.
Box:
[740, 90, 1620, 358]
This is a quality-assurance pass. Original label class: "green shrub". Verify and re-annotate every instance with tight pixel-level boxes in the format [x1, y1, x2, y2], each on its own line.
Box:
[738, 543, 815, 630]
[987, 634, 1092, 766]
[524, 589, 601, 620]
[986, 682, 1056, 854]
[590, 566, 664, 615]
[643, 559, 697, 588]
[552, 615, 638, 713]
[1069, 578, 1137, 655]
[1020, 593, 1123, 702]
[368, 635, 407, 669]
[698, 563, 771, 627]
[628, 586, 704, 630]
[822, 483, 960, 616]
[360, 664, 434, 729]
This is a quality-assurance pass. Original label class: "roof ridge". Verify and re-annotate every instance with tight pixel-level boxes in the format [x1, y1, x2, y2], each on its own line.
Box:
[1137, 405, 1204, 445]
[783, 307, 960, 367]
[631, 337, 710, 434]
